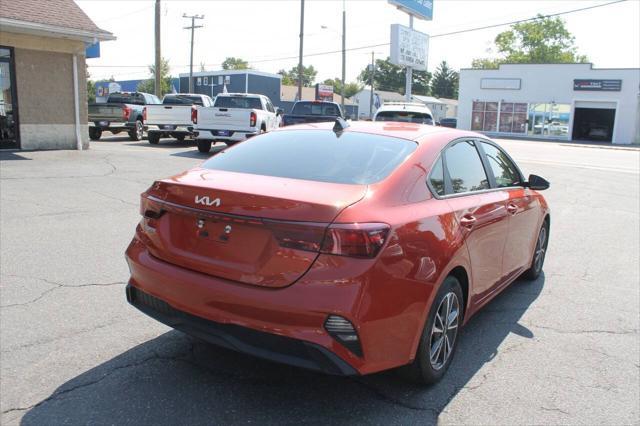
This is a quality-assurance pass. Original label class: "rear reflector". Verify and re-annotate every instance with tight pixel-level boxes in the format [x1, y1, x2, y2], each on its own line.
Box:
[324, 315, 363, 357]
[320, 223, 390, 258]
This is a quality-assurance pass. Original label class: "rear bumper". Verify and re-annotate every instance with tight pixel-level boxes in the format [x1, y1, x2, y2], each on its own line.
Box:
[194, 129, 259, 142]
[126, 284, 357, 375]
[147, 125, 193, 135]
[89, 122, 135, 131]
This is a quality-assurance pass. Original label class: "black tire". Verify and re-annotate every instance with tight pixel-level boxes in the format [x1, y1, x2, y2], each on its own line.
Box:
[148, 132, 160, 145]
[400, 276, 464, 385]
[89, 127, 102, 141]
[175, 134, 185, 142]
[224, 140, 237, 147]
[197, 140, 212, 153]
[128, 120, 144, 141]
[522, 220, 549, 281]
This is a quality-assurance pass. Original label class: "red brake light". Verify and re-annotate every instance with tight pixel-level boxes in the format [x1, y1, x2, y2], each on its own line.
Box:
[142, 107, 147, 122]
[122, 105, 132, 121]
[250, 111, 257, 127]
[321, 223, 390, 258]
[191, 106, 198, 124]
[265, 220, 326, 252]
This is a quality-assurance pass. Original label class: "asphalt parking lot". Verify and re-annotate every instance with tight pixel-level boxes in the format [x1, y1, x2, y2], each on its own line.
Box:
[1, 134, 639, 425]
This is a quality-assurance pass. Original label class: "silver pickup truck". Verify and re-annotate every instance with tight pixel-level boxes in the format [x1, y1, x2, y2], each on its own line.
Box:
[88, 92, 160, 141]
[144, 94, 214, 145]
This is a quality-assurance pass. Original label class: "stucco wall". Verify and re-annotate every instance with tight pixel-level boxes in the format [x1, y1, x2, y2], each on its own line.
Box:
[0, 31, 88, 149]
[458, 64, 640, 145]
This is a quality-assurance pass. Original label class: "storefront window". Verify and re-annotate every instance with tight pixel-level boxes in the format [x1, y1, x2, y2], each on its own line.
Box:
[0, 47, 18, 149]
[471, 101, 498, 132]
[528, 103, 570, 138]
[498, 102, 527, 134]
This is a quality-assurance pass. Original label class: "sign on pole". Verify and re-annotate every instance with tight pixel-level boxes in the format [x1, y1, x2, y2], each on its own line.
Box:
[387, 0, 433, 20]
[390, 24, 429, 71]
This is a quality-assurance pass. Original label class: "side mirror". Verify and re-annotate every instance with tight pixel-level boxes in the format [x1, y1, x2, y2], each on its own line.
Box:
[526, 174, 550, 190]
[276, 108, 284, 116]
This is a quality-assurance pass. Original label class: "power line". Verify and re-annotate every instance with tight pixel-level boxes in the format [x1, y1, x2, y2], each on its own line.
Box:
[88, 0, 627, 75]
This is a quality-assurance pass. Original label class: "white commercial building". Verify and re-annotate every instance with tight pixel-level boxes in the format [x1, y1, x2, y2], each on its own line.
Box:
[458, 63, 640, 144]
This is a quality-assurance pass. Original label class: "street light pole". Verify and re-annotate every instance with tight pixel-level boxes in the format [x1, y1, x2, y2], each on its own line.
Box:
[369, 51, 374, 118]
[297, 0, 305, 101]
[183, 13, 204, 93]
[405, 14, 413, 102]
[341, 0, 346, 116]
[154, 0, 161, 97]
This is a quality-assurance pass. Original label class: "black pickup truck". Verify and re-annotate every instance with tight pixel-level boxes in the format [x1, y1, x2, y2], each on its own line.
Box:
[281, 101, 344, 126]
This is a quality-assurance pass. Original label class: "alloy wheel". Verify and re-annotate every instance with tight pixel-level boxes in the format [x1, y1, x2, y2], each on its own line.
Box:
[534, 226, 547, 273]
[136, 121, 144, 140]
[429, 292, 460, 370]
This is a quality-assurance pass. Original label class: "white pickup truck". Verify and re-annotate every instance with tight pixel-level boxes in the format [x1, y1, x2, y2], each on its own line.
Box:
[194, 93, 281, 153]
[144, 93, 214, 145]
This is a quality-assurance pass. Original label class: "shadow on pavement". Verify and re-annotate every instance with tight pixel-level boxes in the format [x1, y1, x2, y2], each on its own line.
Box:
[170, 145, 227, 159]
[21, 275, 545, 425]
[0, 151, 31, 161]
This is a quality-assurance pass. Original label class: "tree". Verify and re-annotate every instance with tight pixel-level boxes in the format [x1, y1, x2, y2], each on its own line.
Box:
[357, 57, 431, 95]
[430, 61, 459, 98]
[222, 57, 249, 70]
[86, 70, 96, 103]
[277, 65, 318, 87]
[321, 78, 362, 99]
[136, 58, 172, 96]
[472, 15, 588, 68]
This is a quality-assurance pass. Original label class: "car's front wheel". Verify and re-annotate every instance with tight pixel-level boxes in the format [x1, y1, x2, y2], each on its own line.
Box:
[89, 127, 102, 141]
[401, 276, 463, 385]
[148, 132, 160, 145]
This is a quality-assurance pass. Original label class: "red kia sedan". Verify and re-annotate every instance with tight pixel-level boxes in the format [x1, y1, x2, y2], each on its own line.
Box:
[125, 120, 550, 384]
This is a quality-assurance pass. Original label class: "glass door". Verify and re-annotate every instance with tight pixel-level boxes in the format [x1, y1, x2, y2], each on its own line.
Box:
[1, 47, 19, 149]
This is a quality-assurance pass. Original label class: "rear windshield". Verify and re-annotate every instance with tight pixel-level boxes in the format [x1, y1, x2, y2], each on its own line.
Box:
[292, 102, 341, 117]
[214, 96, 262, 109]
[107, 93, 145, 105]
[163, 95, 204, 106]
[376, 111, 433, 124]
[202, 130, 417, 185]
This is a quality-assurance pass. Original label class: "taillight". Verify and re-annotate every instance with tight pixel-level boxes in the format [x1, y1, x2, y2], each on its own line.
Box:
[191, 106, 198, 124]
[142, 107, 147, 123]
[122, 105, 132, 121]
[249, 111, 257, 127]
[320, 223, 390, 258]
[265, 220, 326, 252]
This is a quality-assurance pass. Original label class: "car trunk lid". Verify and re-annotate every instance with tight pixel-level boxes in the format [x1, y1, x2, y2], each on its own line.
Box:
[140, 168, 367, 288]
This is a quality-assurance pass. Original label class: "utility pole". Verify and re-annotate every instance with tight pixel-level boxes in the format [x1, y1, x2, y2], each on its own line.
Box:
[297, 0, 305, 101]
[183, 13, 204, 93]
[369, 51, 375, 118]
[405, 14, 414, 102]
[154, 0, 161, 97]
[341, 0, 346, 116]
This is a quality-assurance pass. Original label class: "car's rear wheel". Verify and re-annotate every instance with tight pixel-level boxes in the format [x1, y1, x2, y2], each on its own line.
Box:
[197, 140, 212, 153]
[401, 276, 463, 385]
[148, 132, 160, 145]
[522, 220, 549, 281]
[89, 127, 102, 141]
[129, 120, 144, 141]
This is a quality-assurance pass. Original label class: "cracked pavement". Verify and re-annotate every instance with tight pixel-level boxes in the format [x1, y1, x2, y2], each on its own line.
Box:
[1, 135, 639, 425]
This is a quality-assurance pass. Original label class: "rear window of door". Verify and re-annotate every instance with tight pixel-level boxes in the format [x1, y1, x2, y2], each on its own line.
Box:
[202, 130, 417, 185]
[443, 140, 490, 194]
[479, 142, 522, 188]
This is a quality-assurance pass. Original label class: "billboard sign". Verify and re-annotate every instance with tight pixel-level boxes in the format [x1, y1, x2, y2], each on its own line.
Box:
[390, 24, 429, 71]
[316, 84, 334, 101]
[388, 0, 433, 20]
[573, 79, 622, 91]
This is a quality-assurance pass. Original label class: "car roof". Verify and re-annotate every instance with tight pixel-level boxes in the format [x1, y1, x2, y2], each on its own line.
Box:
[274, 121, 481, 145]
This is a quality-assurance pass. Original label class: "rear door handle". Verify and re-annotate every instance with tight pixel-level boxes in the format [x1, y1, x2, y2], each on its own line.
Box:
[460, 215, 477, 229]
[506, 203, 518, 215]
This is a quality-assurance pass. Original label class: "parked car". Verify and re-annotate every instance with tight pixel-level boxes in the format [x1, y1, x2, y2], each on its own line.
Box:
[144, 94, 214, 145]
[281, 101, 344, 126]
[373, 102, 434, 125]
[193, 93, 280, 153]
[125, 120, 550, 384]
[88, 92, 160, 141]
[438, 117, 457, 128]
